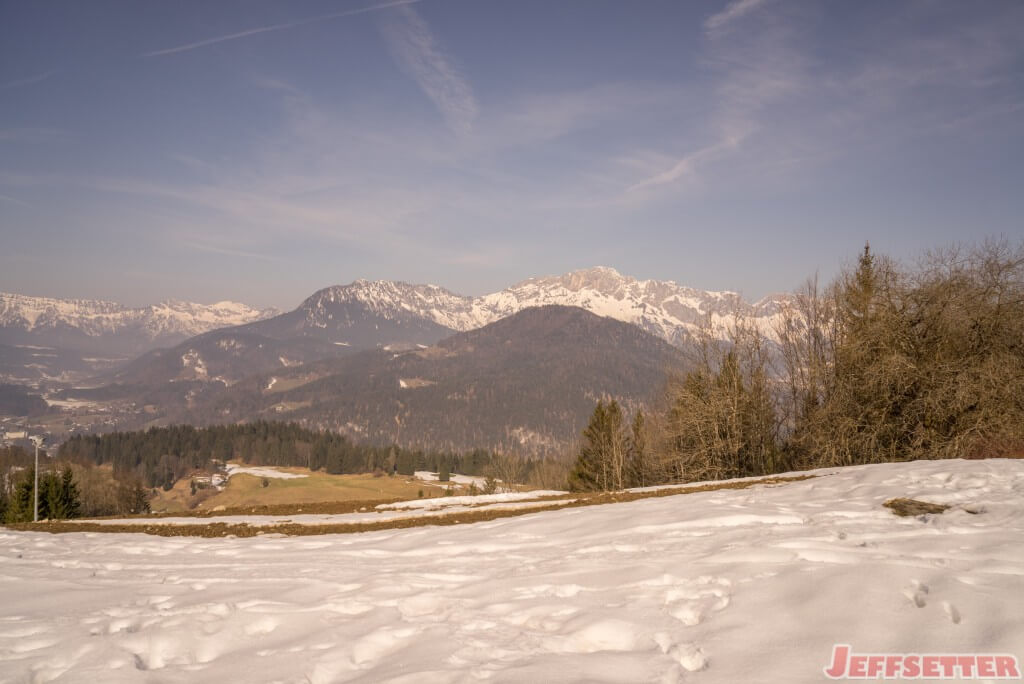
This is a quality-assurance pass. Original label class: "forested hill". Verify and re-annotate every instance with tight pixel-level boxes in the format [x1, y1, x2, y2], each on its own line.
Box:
[58, 422, 493, 490]
[183, 306, 690, 453]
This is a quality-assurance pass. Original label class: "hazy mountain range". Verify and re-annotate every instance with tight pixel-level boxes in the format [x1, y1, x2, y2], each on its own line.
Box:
[1, 267, 788, 387]
[0, 292, 279, 350]
[0, 293, 279, 384]
[4, 268, 791, 451]
[262, 266, 787, 348]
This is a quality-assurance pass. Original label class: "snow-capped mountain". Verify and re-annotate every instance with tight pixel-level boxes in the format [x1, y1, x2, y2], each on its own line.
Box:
[0, 293, 278, 341]
[474, 266, 789, 345]
[284, 266, 789, 348]
[135, 299, 281, 339]
[2, 267, 788, 392]
[0, 292, 280, 384]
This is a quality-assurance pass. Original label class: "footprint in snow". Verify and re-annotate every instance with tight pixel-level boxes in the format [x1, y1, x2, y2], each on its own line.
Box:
[654, 633, 708, 672]
[902, 580, 929, 608]
[663, 576, 732, 626]
[942, 601, 962, 624]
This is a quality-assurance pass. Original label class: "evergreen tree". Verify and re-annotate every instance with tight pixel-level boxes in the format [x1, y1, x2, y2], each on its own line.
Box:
[61, 466, 82, 519]
[29, 466, 82, 521]
[569, 401, 607, 491]
[843, 242, 877, 331]
[569, 400, 627, 491]
[42, 472, 61, 520]
[626, 410, 650, 488]
[396, 450, 415, 476]
[4, 467, 35, 523]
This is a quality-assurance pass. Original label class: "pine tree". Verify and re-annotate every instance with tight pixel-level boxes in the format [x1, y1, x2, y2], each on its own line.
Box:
[626, 410, 650, 488]
[4, 467, 35, 523]
[569, 401, 607, 491]
[396, 450, 415, 476]
[569, 400, 628, 491]
[42, 472, 62, 520]
[38, 466, 81, 520]
[62, 466, 81, 519]
[841, 242, 879, 337]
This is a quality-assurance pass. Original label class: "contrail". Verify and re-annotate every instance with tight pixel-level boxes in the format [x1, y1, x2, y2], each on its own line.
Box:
[142, 0, 421, 58]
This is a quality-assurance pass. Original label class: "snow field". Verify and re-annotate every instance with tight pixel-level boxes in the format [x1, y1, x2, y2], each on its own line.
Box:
[413, 471, 490, 488]
[223, 464, 307, 481]
[1, 458, 1022, 683]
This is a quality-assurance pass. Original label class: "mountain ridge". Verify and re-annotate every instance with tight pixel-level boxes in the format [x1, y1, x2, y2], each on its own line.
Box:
[1, 267, 790, 389]
[0, 292, 279, 341]
[0, 292, 280, 385]
[266, 265, 791, 349]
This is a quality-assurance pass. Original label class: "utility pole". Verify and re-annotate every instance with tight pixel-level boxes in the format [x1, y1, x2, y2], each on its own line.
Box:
[31, 436, 44, 522]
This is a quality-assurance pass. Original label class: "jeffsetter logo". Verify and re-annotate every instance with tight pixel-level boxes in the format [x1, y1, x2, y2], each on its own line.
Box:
[824, 644, 1021, 680]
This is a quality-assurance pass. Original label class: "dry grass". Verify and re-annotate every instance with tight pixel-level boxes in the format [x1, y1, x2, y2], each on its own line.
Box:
[148, 470, 434, 514]
[7, 475, 815, 538]
[198, 471, 426, 509]
[883, 498, 950, 517]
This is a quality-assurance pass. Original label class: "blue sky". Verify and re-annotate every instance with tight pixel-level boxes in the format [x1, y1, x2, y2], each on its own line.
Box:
[2, 0, 1023, 309]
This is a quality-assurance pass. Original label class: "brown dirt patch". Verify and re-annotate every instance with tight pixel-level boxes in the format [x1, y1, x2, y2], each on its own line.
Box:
[883, 498, 950, 517]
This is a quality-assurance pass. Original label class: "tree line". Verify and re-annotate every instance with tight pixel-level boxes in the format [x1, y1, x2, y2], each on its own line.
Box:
[2, 466, 81, 523]
[570, 240, 1024, 490]
[57, 421, 497, 490]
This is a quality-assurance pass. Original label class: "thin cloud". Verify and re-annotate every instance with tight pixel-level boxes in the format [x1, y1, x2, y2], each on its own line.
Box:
[626, 136, 744, 193]
[181, 241, 278, 261]
[382, 4, 478, 134]
[704, 0, 770, 35]
[627, 1, 802, 194]
[142, 0, 420, 58]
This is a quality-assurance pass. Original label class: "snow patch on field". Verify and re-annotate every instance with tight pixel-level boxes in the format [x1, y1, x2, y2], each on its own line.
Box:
[43, 397, 99, 409]
[378, 490, 567, 511]
[2, 459, 1023, 683]
[224, 464, 307, 480]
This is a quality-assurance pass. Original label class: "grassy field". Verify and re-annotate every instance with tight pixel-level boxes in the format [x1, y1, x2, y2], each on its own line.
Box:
[150, 467, 444, 513]
[264, 375, 320, 394]
[150, 478, 198, 513]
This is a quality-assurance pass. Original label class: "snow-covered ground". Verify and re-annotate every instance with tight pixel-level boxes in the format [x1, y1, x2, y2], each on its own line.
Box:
[377, 491, 567, 511]
[2, 459, 1023, 683]
[224, 464, 307, 480]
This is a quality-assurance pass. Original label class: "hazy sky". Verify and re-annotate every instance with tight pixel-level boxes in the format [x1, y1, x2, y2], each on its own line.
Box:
[2, 0, 1023, 309]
